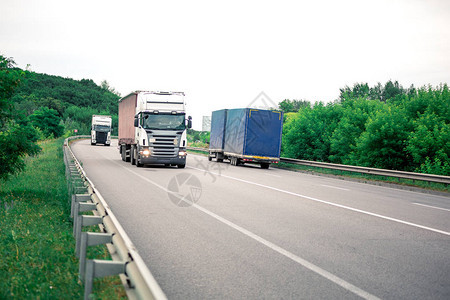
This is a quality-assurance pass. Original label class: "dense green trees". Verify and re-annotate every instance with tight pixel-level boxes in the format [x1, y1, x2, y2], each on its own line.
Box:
[12, 66, 120, 137]
[30, 107, 64, 138]
[281, 82, 450, 175]
[0, 55, 41, 180]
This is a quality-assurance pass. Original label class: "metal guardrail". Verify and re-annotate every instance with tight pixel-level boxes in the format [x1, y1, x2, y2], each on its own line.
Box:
[64, 136, 167, 300]
[187, 147, 450, 185]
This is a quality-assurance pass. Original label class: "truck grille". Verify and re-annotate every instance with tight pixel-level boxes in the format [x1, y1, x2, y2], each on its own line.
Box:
[96, 131, 108, 143]
[151, 135, 177, 157]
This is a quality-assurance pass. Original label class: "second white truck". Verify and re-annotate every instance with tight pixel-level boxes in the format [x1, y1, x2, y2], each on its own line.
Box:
[91, 115, 112, 146]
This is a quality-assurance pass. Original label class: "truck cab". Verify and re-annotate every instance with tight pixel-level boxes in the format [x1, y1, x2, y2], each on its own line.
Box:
[119, 91, 191, 168]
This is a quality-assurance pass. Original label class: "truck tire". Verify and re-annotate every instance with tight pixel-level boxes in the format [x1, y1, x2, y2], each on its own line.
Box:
[208, 156, 212, 161]
[121, 145, 126, 161]
[217, 158, 223, 163]
[261, 163, 270, 169]
[130, 147, 136, 165]
[125, 146, 131, 162]
[136, 155, 143, 168]
[177, 164, 186, 168]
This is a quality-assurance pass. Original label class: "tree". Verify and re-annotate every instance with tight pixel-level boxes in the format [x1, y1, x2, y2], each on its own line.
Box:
[278, 99, 310, 113]
[282, 103, 342, 162]
[404, 84, 450, 175]
[353, 104, 412, 170]
[100, 80, 121, 97]
[0, 55, 41, 180]
[30, 107, 64, 138]
[329, 98, 383, 164]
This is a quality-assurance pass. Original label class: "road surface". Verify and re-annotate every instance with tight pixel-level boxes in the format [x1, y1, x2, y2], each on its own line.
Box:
[71, 139, 450, 299]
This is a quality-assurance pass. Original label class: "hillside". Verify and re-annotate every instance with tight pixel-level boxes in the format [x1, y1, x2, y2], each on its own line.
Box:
[12, 70, 120, 135]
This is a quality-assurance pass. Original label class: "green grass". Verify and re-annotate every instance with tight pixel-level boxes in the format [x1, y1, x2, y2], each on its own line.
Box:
[0, 138, 126, 299]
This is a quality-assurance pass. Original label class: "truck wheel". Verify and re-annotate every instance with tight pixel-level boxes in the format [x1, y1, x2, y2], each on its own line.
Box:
[177, 164, 186, 169]
[91, 142, 96, 146]
[130, 147, 136, 165]
[125, 146, 131, 162]
[105, 144, 110, 147]
[261, 163, 270, 169]
[208, 156, 212, 161]
[136, 155, 143, 168]
[217, 158, 223, 163]
[121, 146, 126, 161]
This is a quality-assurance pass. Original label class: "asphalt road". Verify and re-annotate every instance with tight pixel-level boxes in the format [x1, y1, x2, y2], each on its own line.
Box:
[71, 139, 450, 299]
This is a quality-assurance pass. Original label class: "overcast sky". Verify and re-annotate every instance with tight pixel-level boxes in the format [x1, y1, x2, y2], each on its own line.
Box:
[1, 0, 449, 129]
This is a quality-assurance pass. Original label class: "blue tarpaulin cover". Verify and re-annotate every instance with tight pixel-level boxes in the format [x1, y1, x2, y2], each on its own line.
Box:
[210, 108, 283, 158]
[209, 109, 228, 150]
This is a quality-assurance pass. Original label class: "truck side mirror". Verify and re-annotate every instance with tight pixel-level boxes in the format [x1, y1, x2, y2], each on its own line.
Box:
[134, 117, 139, 127]
[187, 116, 192, 129]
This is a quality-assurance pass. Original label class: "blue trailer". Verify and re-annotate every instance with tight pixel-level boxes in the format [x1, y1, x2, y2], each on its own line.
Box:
[208, 108, 283, 169]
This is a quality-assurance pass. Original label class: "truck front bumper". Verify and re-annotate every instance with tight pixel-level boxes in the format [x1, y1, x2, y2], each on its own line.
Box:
[139, 156, 186, 165]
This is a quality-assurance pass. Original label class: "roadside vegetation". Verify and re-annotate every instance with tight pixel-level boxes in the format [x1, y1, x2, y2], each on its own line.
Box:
[280, 82, 449, 176]
[0, 138, 126, 299]
[1, 55, 125, 298]
[187, 128, 210, 148]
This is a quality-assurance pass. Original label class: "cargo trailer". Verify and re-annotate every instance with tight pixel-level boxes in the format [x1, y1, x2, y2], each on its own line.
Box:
[209, 108, 283, 169]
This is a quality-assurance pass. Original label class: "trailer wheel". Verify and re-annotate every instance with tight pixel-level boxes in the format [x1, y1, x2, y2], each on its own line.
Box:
[261, 163, 270, 169]
[121, 145, 126, 161]
[124, 145, 131, 162]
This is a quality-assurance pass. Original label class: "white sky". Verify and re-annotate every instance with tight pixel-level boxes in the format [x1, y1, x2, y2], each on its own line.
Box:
[1, 0, 449, 130]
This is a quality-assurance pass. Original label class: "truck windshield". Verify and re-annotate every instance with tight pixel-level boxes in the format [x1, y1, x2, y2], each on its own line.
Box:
[93, 125, 111, 132]
[143, 113, 185, 130]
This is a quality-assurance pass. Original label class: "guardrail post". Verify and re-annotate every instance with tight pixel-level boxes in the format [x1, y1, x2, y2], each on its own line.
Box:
[84, 260, 126, 300]
[71, 194, 93, 218]
[79, 232, 113, 280]
[76, 215, 103, 257]
[71, 194, 92, 233]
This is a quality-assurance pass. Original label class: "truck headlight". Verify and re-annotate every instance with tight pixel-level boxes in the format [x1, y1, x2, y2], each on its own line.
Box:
[179, 151, 187, 157]
[141, 148, 151, 156]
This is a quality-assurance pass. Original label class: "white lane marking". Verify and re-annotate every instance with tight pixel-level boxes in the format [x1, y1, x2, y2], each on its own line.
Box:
[413, 203, 450, 212]
[110, 160, 379, 299]
[321, 184, 350, 191]
[188, 166, 450, 236]
[192, 204, 380, 300]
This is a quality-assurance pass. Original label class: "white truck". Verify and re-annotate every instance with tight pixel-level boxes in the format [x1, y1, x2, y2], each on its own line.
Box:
[91, 115, 112, 146]
[118, 91, 192, 168]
